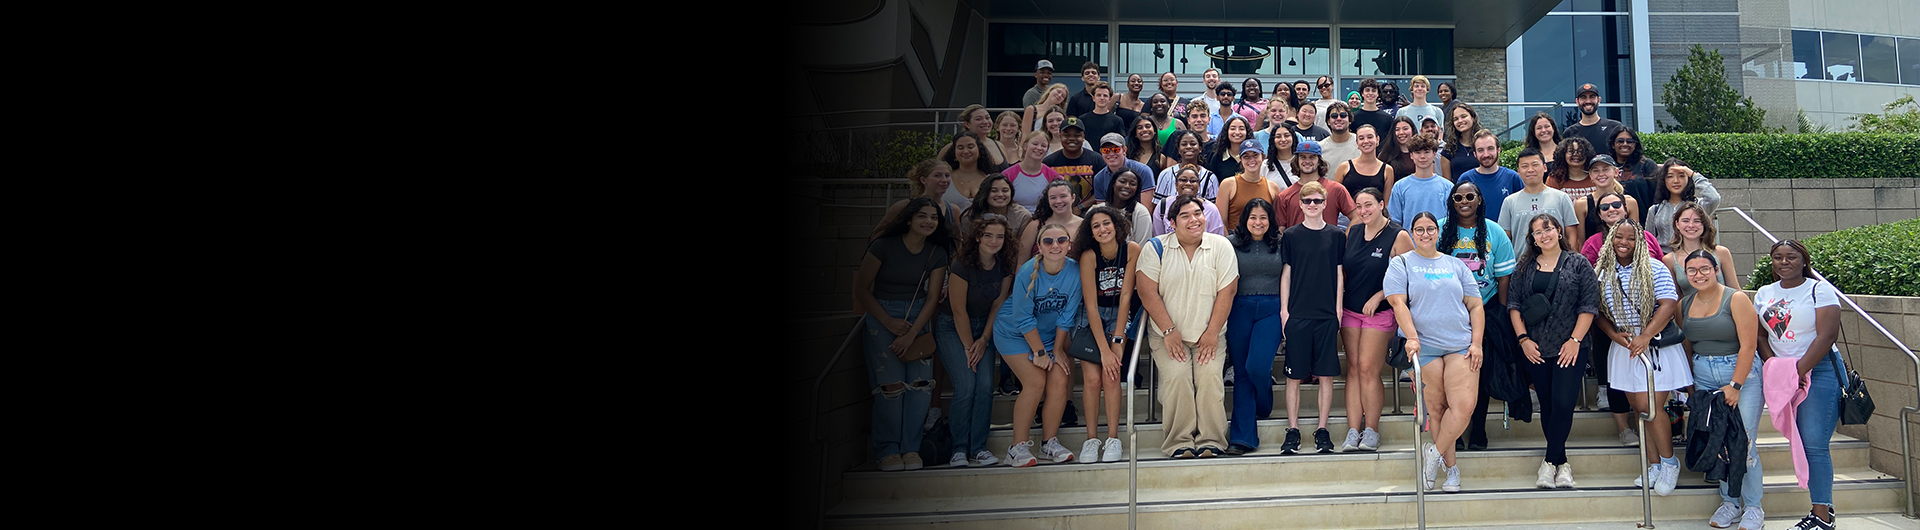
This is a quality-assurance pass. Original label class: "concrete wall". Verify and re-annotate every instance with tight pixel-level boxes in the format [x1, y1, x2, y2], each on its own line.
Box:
[1820, 294, 1920, 510]
[1708, 178, 1918, 283]
[1796, 81, 1918, 131]
[1455, 47, 1508, 130]
[1781, 0, 1920, 130]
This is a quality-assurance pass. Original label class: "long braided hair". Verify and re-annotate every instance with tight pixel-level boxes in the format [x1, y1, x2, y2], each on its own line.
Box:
[1597, 218, 1659, 333]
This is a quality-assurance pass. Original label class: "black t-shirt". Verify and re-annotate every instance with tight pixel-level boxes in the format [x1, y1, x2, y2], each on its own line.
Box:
[867, 236, 953, 301]
[1078, 111, 1128, 148]
[1351, 108, 1395, 140]
[1093, 247, 1128, 308]
[1292, 124, 1331, 142]
[1067, 90, 1096, 117]
[1281, 223, 1347, 320]
[948, 257, 1010, 319]
[1562, 118, 1625, 157]
[1342, 221, 1403, 313]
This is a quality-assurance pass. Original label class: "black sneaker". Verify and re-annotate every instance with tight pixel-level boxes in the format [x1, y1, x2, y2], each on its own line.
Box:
[1062, 400, 1080, 427]
[1281, 428, 1302, 454]
[1313, 428, 1334, 454]
[1225, 443, 1253, 456]
[1790, 509, 1836, 530]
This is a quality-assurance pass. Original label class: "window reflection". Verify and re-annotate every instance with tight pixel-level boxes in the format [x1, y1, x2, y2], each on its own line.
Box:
[1792, 30, 1823, 80]
[1860, 35, 1898, 84]
[1823, 32, 1861, 82]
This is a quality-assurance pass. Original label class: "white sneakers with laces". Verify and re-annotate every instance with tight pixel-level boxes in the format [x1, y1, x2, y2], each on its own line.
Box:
[1441, 465, 1461, 493]
[1102, 438, 1123, 462]
[1081, 438, 1104, 464]
[1555, 463, 1576, 488]
[1340, 429, 1362, 452]
[1007, 441, 1037, 467]
[1536, 461, 1558, 489]
[1039, 437, 1076, 463]
[970, 450, 1000, 467]
[1710, 502, 1743, 528]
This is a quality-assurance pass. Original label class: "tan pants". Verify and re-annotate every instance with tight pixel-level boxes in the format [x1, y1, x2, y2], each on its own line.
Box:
[1150, 333, 1229, 455]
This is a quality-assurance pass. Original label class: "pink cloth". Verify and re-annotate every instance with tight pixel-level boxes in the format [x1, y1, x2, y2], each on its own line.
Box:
[1581, 229, 1662, 265]
[1762, 356, 1812, 488]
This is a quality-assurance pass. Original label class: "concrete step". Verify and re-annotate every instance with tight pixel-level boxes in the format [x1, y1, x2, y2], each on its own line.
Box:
[980, 376, 1616, 425]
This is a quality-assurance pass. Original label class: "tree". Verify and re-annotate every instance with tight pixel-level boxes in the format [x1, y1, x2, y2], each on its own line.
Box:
[1847, 94, 1920, 134]
[1659, 45, 1774, 133]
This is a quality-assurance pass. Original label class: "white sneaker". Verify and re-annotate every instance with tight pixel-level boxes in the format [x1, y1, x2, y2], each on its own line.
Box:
[1422, 443, 1442, 490]
[1102, 438, 1123, 462]
[971, 450, 1000, 467]
[1556, 463, 1577, 488]
[1597, 387, 1611, 409]
[1007, 441, 1037, 467]
[1738, 506, 1764, 530]
[1635, 464, 1656, 488]
[1536, 461, 1557, 489]
[1040, 437, 1076, 463]
[1359, 428, 1381, 451]
[1442, 465, 1461, 493]
[950, 452, 971, 468]
[1341, 429, 1362, 452]
[1619, 430, 1640, 447]
[1081, 438, 1104, 464]
[1710, 502, 1742, 528]
[1655, 462, 1679, 496]
[1225, 366, 1235, 386]
[880, 454, 905, 471]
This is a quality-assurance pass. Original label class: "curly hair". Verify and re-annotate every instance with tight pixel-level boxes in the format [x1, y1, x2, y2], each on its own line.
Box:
[1230, 197, 1280, 253]
[942, 131, 1001, 173]
[1436, 179, 1489, 265]
[905, 158, 947, 198]
[1074, 206, 1133, 257]
[1547, 136, 1594, 187]
[956, 213, 1019, 276]
[967, 174, 1014, 223]
[1032, 179, 1078, 224]
[877, 196, 955, 250]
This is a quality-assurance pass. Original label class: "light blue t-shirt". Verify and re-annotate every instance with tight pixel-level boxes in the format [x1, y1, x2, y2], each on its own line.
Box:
[1437, 218, 1517, 303]
[1382, 252, 1482, 353]
[994, 257, 1084, 355]
[1455, 167, 1525, 223]
[1387, 173, 1454, 225]
[1396, 104, 1446, 131]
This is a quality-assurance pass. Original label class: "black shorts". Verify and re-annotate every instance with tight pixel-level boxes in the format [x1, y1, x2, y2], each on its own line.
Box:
[1283, 318, 1342, 379]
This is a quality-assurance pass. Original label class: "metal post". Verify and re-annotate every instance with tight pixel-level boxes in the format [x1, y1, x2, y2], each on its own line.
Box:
[1637, 353, 1656, 529]
[1411, 348, 1427, 530]
[1125, 310, 1149, 530]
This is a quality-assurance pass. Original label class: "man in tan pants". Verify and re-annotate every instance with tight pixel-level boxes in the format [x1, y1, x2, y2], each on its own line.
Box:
[1137, 195, 1240, 458]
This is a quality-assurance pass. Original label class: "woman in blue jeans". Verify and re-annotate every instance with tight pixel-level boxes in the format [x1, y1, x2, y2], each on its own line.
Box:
[1753, 240, 1845, 530]
[1224, 198, 1283, 454]
[1678, 249, 1765, 529]
[935, 214, 1017, 468]
[854, 197, 953, 472]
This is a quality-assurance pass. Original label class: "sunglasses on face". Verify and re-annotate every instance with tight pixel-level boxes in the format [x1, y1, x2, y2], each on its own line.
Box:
[1451, 193, 1479, 203]
[1301, 198, 1325, 205]
[1614, 138, 1637, 145]
[1318, 83, 1332, 88]
[1100, 147, 1124, 154]
[1041, 236, 1070, 246]
[1329, 113, 1350, 119]
[1598, 202, 1625, 211]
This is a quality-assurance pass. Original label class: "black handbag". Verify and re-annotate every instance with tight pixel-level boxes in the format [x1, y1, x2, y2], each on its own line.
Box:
[1652, 318, 1686, 348]
[1521, 292, 1553, 327]
[1831, 282, 1875, 424]
[1384, 255, 1414, 371]
[1066, 324, 1105, 364]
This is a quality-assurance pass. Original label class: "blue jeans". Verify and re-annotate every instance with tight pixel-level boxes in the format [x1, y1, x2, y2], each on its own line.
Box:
[1226, 295, 1281, 448]
[863, 299, 935, 459]
[1796, 352, 1845, 508]
[1691, 354, 1765, 507]
[934, 312, 995, 457]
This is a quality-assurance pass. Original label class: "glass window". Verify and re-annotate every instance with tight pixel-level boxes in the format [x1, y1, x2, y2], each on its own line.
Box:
[1791, 30, 1823, 80]
[1521, 16, 1575, 102]
[1341, 28, 1392, 76]
[987, 24, 1108, 75]
[1339, 28, 1452, 77]
[1902, 38, 1919, 86]
[1276, 28, 1331, 77]
[1860, 35, 1898, 84]
[1823, 32, 1860, 82]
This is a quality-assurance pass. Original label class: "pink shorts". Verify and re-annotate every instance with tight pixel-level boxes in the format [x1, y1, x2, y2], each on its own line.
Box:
[1340, 308, 1398, 332]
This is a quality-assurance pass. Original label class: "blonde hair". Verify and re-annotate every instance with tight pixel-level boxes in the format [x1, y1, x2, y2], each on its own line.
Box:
[1300, 181, 1327, 199]
[906, 158, 946, 197]
[1597, 219, 1659, 334]
[993, 111, 1021, 139]
[1027, 223, 1073, 294]
[1410, 75, 1429, 88]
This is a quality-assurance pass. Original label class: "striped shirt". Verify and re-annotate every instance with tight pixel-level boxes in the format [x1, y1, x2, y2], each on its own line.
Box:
[1599, 257, 1679, 333]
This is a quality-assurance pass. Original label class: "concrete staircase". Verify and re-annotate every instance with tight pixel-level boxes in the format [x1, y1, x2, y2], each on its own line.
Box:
[825, 354, 1909, 528]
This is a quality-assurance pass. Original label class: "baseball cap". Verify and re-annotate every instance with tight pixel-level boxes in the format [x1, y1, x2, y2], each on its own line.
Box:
[1239, 139, 1264, 156]
[1100, 133, 1127, 148]
[1576, 83, 1600, 98]
[1295, 140, 1323, 156]
[1060, 116, 1085, 132]
[1587, 154, 1620, 169]
[1036, 60, 1054, 71]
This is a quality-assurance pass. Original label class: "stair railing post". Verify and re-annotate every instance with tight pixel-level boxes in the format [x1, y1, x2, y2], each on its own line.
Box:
[1411, 348, 1427, 530]
[1637, 352, 1656, 529]
[1125, 311, 1149, 530]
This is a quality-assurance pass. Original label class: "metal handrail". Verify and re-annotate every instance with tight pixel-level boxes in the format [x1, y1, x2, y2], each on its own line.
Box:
[1719, 206, 1920, 519]
[811, 316, 866, 530]
[1637, 353, 1657, 529]
[1411, 346, 1428, 529]
[1125, 308, 1148, 530]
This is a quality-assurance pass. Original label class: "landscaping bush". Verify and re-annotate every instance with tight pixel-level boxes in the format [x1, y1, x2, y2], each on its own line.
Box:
[1498, 132, 1920, 179]
[1746, 218, 1920, 297]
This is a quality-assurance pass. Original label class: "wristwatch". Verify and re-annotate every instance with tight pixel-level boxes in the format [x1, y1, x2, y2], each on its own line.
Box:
[1110, 335, 1126, 344]
[1731, 382, 1743, 391]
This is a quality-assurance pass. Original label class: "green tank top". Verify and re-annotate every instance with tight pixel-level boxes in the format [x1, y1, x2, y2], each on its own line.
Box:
[1680, 288, 1740, 356]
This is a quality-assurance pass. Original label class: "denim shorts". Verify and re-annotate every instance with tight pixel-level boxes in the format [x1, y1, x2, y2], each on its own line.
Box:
[1097, 305, 1141, 341]
[1418, 347, 1467, 368]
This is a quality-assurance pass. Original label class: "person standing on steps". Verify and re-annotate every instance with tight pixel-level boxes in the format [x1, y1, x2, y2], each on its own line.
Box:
[1561, 83, 1626, 160]
[1386, 212, 1487, 494]
[1679, 248, 1765, 530]
[1457, 130, 1526, 225]
[1546, 137, 1599, 203]
[1278, 182, 1347, 455]
[1753, 240, 1845, 530]
[1317, 101, 1362, 176]
[936, 214, 1017, 468]
[1498, 146, 1579, 248]
[1312, 76, 1338, 130]
[1217, 138, 1284, 233]
[1386, 135, 1452, 225]
[1022, 60, 1054, 107]
[1506, 214, 1598, 489]
[994, 222, 1084, 467]
[1073, 206, 1140, 465]
[1224, 198, 1285, 455]
[1331, 125, 1395, 207]
[1136, 196, 1240, 459]
[1595, 219, 1690, 497]
[1338, 187, 1413, 452]
[1662, 202, 1738, 301]
[1437, 179, 1517, 452]
[855, 197, 954, 472]
[1275, 141, 1356, 230]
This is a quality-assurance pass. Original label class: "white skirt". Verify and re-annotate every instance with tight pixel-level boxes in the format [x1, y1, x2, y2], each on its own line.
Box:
[1606, 341, 1693, 393]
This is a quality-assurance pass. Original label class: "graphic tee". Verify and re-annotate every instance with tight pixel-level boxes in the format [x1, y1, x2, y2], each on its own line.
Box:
[1438, 220, 1517, 303]
[1753, 279, 1841, 359]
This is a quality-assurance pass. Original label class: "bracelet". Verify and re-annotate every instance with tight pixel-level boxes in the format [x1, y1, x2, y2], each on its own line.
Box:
[1517, 333, 1533, 344]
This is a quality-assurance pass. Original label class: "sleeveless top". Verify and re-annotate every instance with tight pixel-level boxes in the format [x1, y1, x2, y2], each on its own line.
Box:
[1224, 174, 1274, 232]
[1673, 249, 1730, 300]
[1342, 220, 1405, 313]
[1388, 150, 1415, 183]
[1156, 119, 1177, 148]
[1343, 158, 1388, 198]
[941, 182, 974, 215]
[1094, 245, 1128, 308]
[1582, 195, 1605, 235]
[1681, 288, 1740, 357]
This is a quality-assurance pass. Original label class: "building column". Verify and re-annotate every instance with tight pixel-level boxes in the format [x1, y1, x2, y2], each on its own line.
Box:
[1631, 0, 1654, 132]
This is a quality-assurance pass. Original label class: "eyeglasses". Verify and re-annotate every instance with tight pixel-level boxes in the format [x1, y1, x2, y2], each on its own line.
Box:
[1041, 236, 1070, 245]
[1318, 83, 1332, 88]
[1532, 228, 1560, 237]
[1614, 138, 1638, 145]
[1411, 226, 1439, 234]
[1301, 198, 1326, 205]
[1598, 202, 1625, 211]
[1328, 113, 1350, 119]
[1685, 266, 1718, 276]
[1451, 193, 1479, 203]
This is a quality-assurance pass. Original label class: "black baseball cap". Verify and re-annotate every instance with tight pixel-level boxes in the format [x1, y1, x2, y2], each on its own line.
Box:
[1060, 116, 1085, 132]
[1576, 83, 1600, 98]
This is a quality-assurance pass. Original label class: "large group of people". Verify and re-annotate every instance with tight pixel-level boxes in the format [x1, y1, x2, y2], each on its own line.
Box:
[853, 67, 1843, 530]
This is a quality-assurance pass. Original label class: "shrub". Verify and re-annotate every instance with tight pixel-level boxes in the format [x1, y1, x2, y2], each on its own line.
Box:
[1498, 132, 1920, 179]
[1746, 218, 1920, 297]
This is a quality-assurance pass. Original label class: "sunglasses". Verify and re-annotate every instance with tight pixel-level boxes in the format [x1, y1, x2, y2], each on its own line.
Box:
[1318, 83, 1332, 88]
[1614, 138, 1638, 145]
[1301, 198, 1326, 205]
[1451, 193, 1479, 203]
[1329, 113, 1350, 119]
[1100, 146, 1124, 154]
[1041, 236, 1070, 245]
[1598, 202, 1625, 211]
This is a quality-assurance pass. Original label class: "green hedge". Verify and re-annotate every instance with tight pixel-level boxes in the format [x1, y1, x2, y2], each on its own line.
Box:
[1745, 218, 1919, 297]
[1497, 132, 1920, 179]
